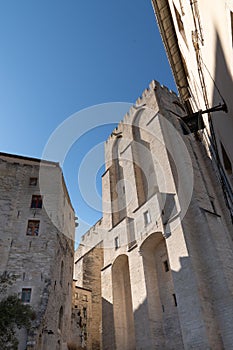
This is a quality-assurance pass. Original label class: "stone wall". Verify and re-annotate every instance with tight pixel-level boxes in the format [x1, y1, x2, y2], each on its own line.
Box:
[74, 81, 233, 349]
[0, 153, 75, 350]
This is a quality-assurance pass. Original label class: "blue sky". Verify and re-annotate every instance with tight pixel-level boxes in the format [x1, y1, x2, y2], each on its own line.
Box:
[0, 0, 176, 243]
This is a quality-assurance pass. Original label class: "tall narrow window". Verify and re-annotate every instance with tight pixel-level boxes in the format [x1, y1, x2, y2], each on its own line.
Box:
[60, 261, 64, 286]
[163, 260, 169, 272]
[173, 293, 178, 307]
[31, 195, 42, 209]
[115, 236, 119, 250]
[26, 220, 40, 236]
[58, 306, 63, 331]
[144, 210, 151, 226]
[221, 142, 232, 175]
[21, 288, 32, 303]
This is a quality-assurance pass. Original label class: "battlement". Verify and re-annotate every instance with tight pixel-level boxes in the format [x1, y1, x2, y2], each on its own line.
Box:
[106, 80, 178, 143]
[81, 218, 103, 243]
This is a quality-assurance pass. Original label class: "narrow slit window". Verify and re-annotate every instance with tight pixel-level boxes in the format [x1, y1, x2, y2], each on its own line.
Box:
[31, 195, 42, 209]
[163, 260, 169, 272]
[26, 220, 40, 236]
[173, 293, 178, 307]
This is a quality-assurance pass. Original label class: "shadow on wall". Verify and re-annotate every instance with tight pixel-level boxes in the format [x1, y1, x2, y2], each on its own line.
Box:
[211, 32, 233, 198]
[101, 248, 232, 349]
[102, 297, 115, 350]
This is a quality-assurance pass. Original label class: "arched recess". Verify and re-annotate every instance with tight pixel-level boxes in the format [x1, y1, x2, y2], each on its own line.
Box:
[58, 306, 63, 332]
[112, 254, 136, 350]
[140, 232, 184, 349]
[109, 137, 127, 227]
[132, 109, 158, 207]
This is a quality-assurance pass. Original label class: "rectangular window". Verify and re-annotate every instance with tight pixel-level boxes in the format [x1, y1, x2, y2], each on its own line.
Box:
[82, 294, 87, 302]
[26, 220, 40, 236]
[173, 293, 178, 307]
[83, 307, 87, 318]
[115, 236, 119, 250]
[29, 177, 37, 186]
[163, 260, 169, 272]
[21, 288, 31, 303]
[144, 210, 151, 226]
[31, 195, 42, 209]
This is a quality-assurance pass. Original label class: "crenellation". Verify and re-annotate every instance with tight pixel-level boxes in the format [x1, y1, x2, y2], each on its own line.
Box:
[75, 82, 233, 350]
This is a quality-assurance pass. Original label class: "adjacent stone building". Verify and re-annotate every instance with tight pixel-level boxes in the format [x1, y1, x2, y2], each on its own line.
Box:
[0, 152, 75, 350]
[151, 0, 233, 217]
[75, 81, 233, 349]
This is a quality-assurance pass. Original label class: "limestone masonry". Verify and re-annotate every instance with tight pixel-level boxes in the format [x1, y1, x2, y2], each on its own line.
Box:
[0, 153, 75, 350]
[75, 81, 233, 350]
[1, 80, 233, 350]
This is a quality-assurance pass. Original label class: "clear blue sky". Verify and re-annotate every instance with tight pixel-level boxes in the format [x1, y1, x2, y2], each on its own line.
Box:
[0, 0, 176, 244]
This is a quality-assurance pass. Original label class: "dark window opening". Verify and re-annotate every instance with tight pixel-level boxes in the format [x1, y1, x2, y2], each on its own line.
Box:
[31, 195, 42, 209]
[115, 236, 119, 250]
[221, 142, 232, 175]
[173, 293, 178, 307]
[29, 177, 37, 186]
[163, 260, 169, 272]
[21, 288, 31, 303]
[58, 306, 63, 331]
[26, 220, 40, 236]
[83, 307, 87, 318]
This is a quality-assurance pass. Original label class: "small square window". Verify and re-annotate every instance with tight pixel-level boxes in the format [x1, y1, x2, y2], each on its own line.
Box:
[31, 195, 42, 209]
[26, 220, 40, 236]
[144, 210, 151, 226]
[115, 236, 119, 250]
[21, 288, 31, 303]
[29, 177, 37, 186]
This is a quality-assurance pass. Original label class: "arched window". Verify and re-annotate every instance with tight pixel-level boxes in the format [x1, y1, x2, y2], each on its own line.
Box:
[132, 110, 157, 207]
[109, 137, 127, 227]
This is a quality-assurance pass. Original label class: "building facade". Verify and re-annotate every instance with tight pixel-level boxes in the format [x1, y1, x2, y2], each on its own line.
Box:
[0, 152, 75, 350]
[151, 0, 233, 217]
[75, 81, 233, 349]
